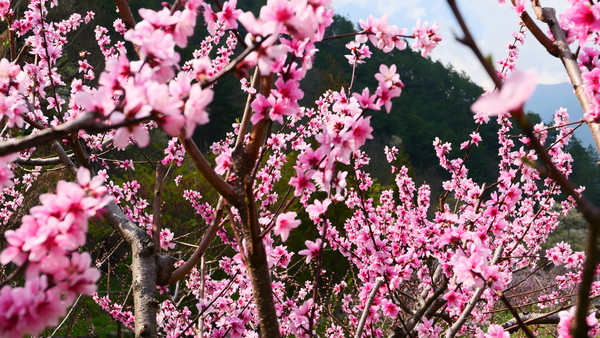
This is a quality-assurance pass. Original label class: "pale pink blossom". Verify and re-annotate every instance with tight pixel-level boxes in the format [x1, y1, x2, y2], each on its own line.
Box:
[274, 211, 301, 242]
[184, 84, 213, 137]
[471, 70, 537, 116]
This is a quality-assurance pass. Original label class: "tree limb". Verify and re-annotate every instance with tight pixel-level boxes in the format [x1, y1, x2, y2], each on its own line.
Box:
[114, 0, 136, 30]
[539, 7, 600, 155]
[166, 198, 225, 285]
[355, 277, 385, 338]
[178, 136, 238, 203]
[0, 113, 96, 156]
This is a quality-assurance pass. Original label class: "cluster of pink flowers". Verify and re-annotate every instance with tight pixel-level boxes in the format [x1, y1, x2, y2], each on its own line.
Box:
[344, 40, 372, 66]
[496, 25, 526, 80]
[562, 1, 600, 44]
[157, 300, 194, 337]
[345, 14, 441, 67]
[0, 0, 11, 20]
[0, 59, 29, 130]
[557, 307, 599, 338]
[411, 21, 442, 57]
[162, 137, 186, 166]
[93, 293, 135, 330]
[359, 16, 409, 53]
[560, 1, 600, 120]
[70, 1, 215, 147]
[0, 153, 18, 188]
[0, 159, 38, 225]
[183, 189, 217, 225]
[0, 168, 108, 337]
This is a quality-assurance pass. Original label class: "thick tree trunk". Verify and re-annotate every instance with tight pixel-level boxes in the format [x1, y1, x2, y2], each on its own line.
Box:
[131, 242, 159, 337]
[104, 202, 170, 337]
[245, 237, 281, 337]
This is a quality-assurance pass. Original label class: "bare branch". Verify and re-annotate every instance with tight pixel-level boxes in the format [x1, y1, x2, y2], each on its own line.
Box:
[166, 199, 225, 285]
[355, 277, 385, 338]
[178, 136, 238, 203]
[503, 312, 561, 331]
[200, 40, 267, 90]
[446, 0, 502, 89]
[15, 155, 66, 165]
[233, 68, 260, 152]
[518, 10, 559, 57]
[152, 164, 166, 254]
[114, 0, 136, 30]
[495, 290, 535, 338]
[0, 113, 96, 156]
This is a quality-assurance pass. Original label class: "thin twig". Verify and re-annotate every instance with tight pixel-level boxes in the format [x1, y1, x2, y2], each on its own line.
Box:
[152, 164, 166, 254]
[50, 294, 83, 336]
[178, 137, 237, 203]
[167, 199, 226, 285]
[495, 289, 535, 338]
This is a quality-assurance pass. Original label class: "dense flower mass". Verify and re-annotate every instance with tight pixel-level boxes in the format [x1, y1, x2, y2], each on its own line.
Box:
[0, 0, 598, 337]
[560, 0, 600, 120]
[0, 168, 107, 337]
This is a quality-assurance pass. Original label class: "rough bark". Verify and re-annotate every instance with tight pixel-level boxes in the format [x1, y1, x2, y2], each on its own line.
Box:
[231, 73, 281, 337]
[103, 202, 174, 337]
[538, 7, 600, 155]
[131, 241, 159, 337]
[244, 236, 281, 337]
[55, 136, 174, 336]
[503, 312, 561, 332]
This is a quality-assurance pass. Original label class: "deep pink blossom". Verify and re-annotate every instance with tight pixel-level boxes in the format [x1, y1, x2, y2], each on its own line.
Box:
[298, 238, 323, 263]
[289, 167, 316, 196]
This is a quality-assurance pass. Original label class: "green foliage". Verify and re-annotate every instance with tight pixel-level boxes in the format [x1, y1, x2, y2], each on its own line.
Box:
[567, 138, 600, 204]
[545, 209, 587, 252]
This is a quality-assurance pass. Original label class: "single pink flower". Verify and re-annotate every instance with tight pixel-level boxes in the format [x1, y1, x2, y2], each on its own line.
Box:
[486, 324, 509, 338]
[289, 167, 316, 196]
[217, 0, 242, 30]
[471, 70, 537, 116]
[353, 88, 380, 110]
[306, 198, 331, 221]
[298, 238, 323, 263]
[184, 84, 213, 137]
[273, 211, 301, 242]
[350, 116, 373, 150]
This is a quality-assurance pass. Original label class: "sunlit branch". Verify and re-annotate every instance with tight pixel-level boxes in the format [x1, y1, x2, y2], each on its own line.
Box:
[495, 289, 535, 338]
[355, 277, 385, 338]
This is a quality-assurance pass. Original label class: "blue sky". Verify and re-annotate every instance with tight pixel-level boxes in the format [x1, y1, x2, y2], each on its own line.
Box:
[331, 0, 570, 89]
